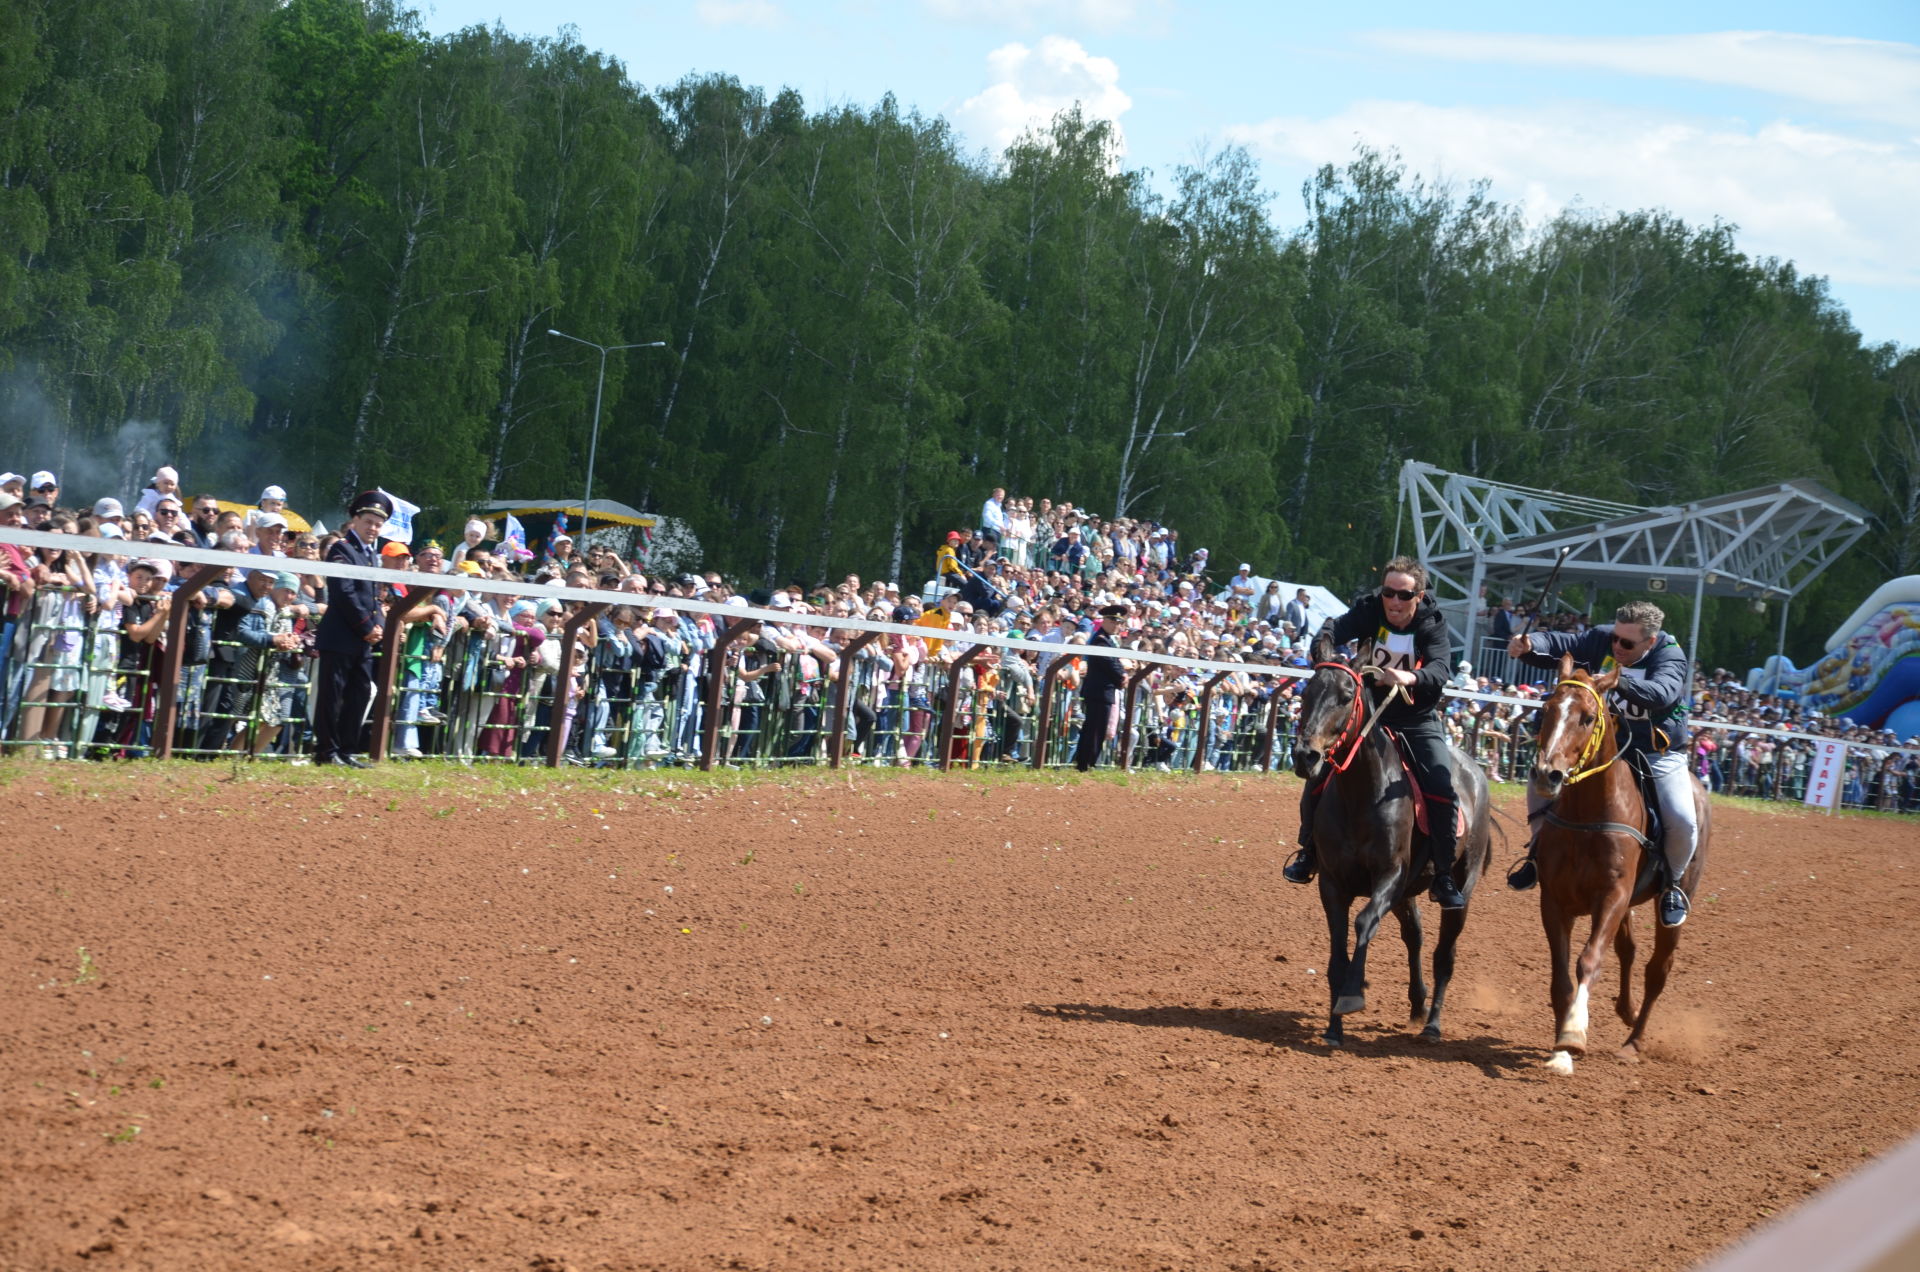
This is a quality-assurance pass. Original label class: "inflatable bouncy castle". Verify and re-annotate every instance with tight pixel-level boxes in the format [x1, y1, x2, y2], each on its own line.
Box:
[1748, 577, 1920, 738]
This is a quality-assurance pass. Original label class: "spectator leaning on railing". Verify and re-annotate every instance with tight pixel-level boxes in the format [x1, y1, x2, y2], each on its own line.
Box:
[3, 457, 1917, 792]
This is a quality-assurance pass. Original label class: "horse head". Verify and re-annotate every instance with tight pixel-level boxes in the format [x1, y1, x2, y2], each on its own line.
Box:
[1530, 654, 1619, 800]
[1292, 632, 1362, 780]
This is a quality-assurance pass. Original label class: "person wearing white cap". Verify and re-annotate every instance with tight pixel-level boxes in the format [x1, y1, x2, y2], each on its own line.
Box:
[92, 497, 127, 526]
[0, 473, 23, 497]
[135, 465, 180, 517]
[244, 485, 288, 530]
[450, 517, 489, 569]
[30, 471, 59, 503]
[1228, 563, 1257, 613]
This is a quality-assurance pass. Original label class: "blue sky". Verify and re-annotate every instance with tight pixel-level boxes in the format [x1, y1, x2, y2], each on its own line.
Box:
[417, 0, 1920, 349]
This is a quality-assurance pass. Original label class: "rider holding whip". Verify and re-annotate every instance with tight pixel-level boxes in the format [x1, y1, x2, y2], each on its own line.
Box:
[1283, 556, 1468, 910]
[1506, 599, 1698, 927]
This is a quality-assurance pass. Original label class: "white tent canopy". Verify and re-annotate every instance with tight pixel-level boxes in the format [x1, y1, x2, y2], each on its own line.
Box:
[1212, 575, 1348, 636]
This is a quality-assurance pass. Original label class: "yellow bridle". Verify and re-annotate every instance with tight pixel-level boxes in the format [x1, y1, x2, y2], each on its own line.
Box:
[1554, 678, 1618, 786]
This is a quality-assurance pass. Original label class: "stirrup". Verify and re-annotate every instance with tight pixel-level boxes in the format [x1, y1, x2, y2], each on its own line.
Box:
[1658, 885, 1690, 928]
[1506, 857, 1537, 892]
[1281, 846, 1316, 885]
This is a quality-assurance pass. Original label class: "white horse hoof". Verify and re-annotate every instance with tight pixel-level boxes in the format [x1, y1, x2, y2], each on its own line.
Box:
[1333, 994, 1366, 1015]
[1544, 1050, 1576, 1076]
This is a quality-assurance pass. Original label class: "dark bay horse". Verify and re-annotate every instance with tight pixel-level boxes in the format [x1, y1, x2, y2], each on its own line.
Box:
[1291, 639, 1492, 1046]
[1529, 656, 1711, 1075]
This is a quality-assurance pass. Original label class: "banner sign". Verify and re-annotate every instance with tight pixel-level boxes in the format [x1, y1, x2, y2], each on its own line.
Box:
[1803, 738, 1845, 809]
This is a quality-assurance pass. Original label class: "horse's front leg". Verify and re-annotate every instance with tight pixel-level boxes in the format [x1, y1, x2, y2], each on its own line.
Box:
[1333, 870, 1401, 1019]
[1392, 898, 1427, 1024]
[1540, 888, 1578, 1073]
[1320, 883, 1352, 1047]
[1562, 877, 1635, 1057]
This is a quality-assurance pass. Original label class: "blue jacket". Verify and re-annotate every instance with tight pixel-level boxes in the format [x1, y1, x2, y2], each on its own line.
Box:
[1520, 624, 1691, 751]
[316, 528, 382, 655]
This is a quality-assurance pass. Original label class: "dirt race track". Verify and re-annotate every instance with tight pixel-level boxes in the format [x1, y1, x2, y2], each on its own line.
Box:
[3, 763, 1917, 1272]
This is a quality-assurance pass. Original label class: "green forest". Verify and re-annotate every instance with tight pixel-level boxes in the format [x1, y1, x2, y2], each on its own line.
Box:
[4, 0, 1917, 667]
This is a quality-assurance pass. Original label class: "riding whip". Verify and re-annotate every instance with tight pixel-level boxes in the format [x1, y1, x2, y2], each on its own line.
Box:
[1518, 545, 1574, 640]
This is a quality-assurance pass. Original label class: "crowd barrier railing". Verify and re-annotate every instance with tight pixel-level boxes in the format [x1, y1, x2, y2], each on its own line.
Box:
[2, 527, 1916, 812]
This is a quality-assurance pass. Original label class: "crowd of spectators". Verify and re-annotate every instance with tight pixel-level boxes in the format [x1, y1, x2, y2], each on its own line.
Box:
[0, 463, 1913, 810]
[0, 467, 1315, 771]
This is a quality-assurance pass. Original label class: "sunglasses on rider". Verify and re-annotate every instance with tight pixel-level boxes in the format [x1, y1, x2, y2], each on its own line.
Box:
[1612, 633, 1646, 650]
[1378, 586, 1420, 601]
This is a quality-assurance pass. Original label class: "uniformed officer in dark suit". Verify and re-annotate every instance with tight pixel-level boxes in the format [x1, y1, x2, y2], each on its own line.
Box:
[312, 489, 392, 767]
[1072, 604, 1129, 772]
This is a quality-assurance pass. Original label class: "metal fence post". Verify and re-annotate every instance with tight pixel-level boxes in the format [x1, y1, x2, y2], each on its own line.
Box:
[1256, 680, 1287, 771]
[1191, 670, 1233, 773]
[368, 587, 444, 763]
[699, 619, 756, 771]
[827, 630, 880, 768]
[1116, 665, 1155, 771]
[545, 602, 610, 768]
[936, 643, 988, 772]
[151, 564, 227, 761]
[1031, 656, 1076, 770]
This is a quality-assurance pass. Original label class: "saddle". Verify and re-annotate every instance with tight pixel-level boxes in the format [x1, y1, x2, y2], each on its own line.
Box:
[1381, 728, 1470, 842]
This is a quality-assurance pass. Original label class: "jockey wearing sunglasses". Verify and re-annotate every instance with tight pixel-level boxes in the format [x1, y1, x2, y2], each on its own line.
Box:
[1505, 599, 1698, 927]
[1283, 556, 1468, 911]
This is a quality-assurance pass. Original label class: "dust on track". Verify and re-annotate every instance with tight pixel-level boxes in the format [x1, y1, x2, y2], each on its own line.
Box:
[2, 762, 1916, 1271]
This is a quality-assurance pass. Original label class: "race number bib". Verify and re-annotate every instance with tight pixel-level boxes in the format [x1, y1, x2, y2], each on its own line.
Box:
[1365, 626, 1419, 674]
[1601, 657, 1651, 722]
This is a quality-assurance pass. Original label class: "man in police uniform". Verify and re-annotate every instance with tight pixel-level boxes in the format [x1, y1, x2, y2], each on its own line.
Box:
[312, 490, 391, 767]
[1282, 556, 1468, 910]
[1073, 604, 1129, 772]
[1505, 599, 1699, 927]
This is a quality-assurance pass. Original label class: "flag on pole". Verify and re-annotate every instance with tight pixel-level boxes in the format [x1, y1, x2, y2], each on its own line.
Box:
[503, 513, 533, 562]
[376, 488, 420, 544]
[554, 509, 569, 535]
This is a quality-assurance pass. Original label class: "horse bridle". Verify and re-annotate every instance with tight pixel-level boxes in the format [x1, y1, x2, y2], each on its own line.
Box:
[1307, 660, 1409, 775]
[1552, 677, 1619, 786]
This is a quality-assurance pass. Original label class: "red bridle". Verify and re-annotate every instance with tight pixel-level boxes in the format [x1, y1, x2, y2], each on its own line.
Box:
[1309, 660, 1371, 773]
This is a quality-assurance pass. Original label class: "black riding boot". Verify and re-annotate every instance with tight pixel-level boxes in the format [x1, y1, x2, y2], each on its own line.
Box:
[1428, 855, 1467, 910]
[1426, 819, 1467, 909]
[1508, 809, 1545, 890]
[1282, 834, 1315, 884]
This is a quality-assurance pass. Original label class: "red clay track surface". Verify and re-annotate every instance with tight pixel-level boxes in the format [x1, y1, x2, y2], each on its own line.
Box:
[2, 765, 1917, 1271]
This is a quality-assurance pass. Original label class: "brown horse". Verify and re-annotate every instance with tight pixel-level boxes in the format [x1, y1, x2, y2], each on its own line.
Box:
[1529, 655, 1710, 1075]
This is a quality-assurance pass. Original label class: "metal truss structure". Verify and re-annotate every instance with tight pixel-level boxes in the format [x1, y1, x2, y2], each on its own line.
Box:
[1398, 461, 1872, 665]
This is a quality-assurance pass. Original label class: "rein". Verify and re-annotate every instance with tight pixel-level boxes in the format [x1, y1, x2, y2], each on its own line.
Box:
[1312, 661, 1370, 774]
[1308, 661, 1409, 779]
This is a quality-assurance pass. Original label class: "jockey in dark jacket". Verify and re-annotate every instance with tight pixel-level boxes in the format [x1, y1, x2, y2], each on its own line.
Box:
[1283, 556, 1467, 910]
[1506, 599, 1699, 927]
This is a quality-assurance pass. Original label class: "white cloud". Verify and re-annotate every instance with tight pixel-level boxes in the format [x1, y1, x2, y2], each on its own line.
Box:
[922, 0, 1163, 34]
[694, 0, 782, 27]
[1365, 30, 1920, 128]
[957, 36, 1133, 154]
[1225, 99, 1920, 292]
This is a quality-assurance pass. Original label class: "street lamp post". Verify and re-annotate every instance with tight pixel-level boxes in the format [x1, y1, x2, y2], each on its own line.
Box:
[547, 328, 666, 541]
